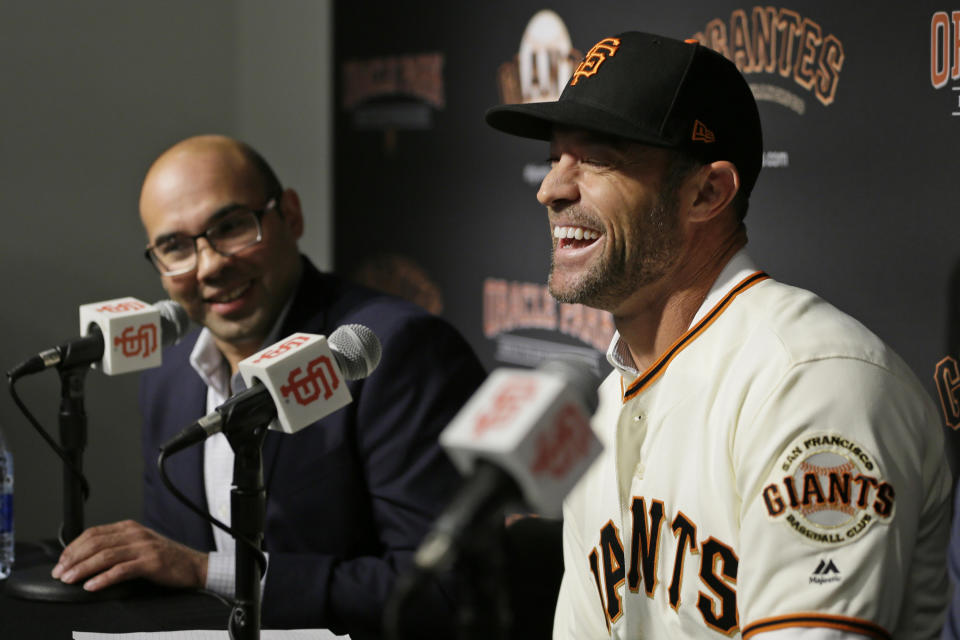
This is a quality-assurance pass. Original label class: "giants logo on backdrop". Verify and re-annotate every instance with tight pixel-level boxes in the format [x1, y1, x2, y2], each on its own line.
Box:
[483, 278, 614, 374]
[497, 10, 581, 187]
[113, 324, 158, 358]
[930, 11, 960, 116]
[693, 7, 846, 170]
[497, 10, 580, 104]
[341, 52, 445, 151]
[280, 356, 340, 406]
[588, 498, 739, 634]
[935, 356, 960, 429]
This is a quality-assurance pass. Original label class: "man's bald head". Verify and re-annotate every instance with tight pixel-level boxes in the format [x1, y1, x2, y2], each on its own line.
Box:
[141, 135, 281, 209]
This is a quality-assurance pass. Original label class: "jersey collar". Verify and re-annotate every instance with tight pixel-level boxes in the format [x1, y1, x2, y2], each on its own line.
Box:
[606, 250, 770, 401]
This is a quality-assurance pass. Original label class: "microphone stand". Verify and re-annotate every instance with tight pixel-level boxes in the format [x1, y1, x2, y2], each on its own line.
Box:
[225, 422, 269, 640]
[455, 512, 511, 640]
[6, 365, 140, 601]
[58, 364, 88, 542]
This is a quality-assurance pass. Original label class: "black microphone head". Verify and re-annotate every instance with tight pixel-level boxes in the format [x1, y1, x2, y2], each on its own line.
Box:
[154, 300, 190, 347]
[328, 324, 381, 380]
[538, 359, 602, 415]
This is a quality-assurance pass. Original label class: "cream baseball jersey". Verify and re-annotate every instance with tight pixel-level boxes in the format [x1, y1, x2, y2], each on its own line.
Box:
[553, 253, 951, 639]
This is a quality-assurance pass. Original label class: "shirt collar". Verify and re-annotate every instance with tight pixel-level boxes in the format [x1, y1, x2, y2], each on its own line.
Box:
[188, 288, 299, 395]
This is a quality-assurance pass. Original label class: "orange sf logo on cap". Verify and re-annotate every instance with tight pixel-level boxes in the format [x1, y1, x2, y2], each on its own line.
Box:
[570, 37, 620, 85]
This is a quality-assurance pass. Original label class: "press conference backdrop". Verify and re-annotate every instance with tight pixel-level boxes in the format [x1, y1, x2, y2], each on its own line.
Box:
[333, 2, 960, 466]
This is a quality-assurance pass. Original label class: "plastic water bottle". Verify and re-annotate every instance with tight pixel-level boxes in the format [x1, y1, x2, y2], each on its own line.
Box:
[0, 430, 12, 580]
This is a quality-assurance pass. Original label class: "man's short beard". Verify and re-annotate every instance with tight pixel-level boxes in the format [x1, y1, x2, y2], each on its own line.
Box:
[548, 186, 683, 310]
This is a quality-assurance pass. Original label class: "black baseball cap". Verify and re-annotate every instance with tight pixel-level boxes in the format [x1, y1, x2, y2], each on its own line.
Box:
[486, 31, 763, 197]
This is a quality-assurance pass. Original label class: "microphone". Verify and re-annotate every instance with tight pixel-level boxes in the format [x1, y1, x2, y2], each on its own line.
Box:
[8, 298, 190, 379]
[160, 324, 382, 455]
[414, 359, 603, 572]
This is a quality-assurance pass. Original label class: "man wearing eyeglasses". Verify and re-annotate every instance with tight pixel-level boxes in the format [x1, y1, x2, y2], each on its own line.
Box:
[51, 134, 486, 637]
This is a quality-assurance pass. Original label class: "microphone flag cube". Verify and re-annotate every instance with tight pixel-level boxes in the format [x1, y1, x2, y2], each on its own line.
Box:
[439, 368, 602, 518]
[79, 297, 162, 375]
[238, 333, 352, 434]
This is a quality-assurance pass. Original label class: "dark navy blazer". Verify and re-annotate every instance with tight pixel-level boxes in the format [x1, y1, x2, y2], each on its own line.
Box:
[139, 259, 486, 637]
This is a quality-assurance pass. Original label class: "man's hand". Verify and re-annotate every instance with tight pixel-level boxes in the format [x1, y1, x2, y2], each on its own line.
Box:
[51, 520, 208, 592]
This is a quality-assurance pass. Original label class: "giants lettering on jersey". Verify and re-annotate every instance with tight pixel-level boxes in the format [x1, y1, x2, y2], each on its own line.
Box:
[587, 497, 739, 634]
[763, 433, 894, 546]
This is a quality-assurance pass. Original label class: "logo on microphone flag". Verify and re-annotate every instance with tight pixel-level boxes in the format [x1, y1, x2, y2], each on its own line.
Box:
[280, 356, 340, 405]
[252, 335, 311, 363]
[113, 324, 158, 358]
[239, 333, 353, 434]
[79, 297, 163, 375]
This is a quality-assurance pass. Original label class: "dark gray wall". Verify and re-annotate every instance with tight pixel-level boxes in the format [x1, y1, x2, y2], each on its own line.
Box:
[0, 0, 332, 542]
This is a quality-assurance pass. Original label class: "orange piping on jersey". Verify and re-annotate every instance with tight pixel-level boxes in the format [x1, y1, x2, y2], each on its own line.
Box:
[622, 272, 770, 402]
[742, 613, 890, 639]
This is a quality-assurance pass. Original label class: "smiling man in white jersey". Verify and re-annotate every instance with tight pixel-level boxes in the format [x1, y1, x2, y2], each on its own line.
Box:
[486, 31, 951, 639]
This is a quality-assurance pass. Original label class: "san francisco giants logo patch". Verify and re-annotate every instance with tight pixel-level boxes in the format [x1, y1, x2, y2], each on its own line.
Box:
[280, 356, 340, 405]
[762, 433, 894, 547]
[113, 324, 158, 358]
[570, 37, 620, 85]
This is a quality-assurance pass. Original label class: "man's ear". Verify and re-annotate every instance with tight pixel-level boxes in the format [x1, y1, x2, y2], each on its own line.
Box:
[279, 188, 305, 238]
[688, 161, 739, 222]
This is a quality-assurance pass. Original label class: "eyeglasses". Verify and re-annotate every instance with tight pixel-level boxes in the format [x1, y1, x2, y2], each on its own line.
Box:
[144, 195, 279, 276]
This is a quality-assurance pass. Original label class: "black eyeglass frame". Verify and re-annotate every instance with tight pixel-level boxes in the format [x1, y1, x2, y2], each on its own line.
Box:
[143, 193, 281, 276]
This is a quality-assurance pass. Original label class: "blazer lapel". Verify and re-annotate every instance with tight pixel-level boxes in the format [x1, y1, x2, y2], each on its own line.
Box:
[262, 258, 331, 495]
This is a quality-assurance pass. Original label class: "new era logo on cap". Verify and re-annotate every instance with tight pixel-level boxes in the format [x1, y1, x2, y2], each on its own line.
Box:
[571, 37, 620, 85]
[692, 120, 716, 143]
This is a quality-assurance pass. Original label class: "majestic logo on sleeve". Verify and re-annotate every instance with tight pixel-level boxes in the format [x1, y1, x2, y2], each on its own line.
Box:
[113, 324, 158, 358]
[762, 433, 895, 546]
[571, 37, 621, 85]
[280, 356, 340, 405]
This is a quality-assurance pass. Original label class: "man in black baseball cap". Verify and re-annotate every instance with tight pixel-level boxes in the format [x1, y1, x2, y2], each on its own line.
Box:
[486, 31, 950, 639]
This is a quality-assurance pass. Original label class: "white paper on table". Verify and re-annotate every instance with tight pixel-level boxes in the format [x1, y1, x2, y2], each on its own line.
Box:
[73, 631, 349, 640]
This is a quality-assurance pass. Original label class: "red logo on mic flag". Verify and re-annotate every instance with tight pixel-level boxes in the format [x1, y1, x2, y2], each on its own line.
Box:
[473, 377, 538, 437]
[253, 335, 312, 363]
[96, 301, 148, 313]
[530, 404, 591, 477]
[280, 356, 340, 405]
[113, 324, 158, 358]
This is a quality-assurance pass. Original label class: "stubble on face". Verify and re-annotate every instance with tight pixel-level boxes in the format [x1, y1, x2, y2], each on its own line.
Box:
[548, 176, 684, 310]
